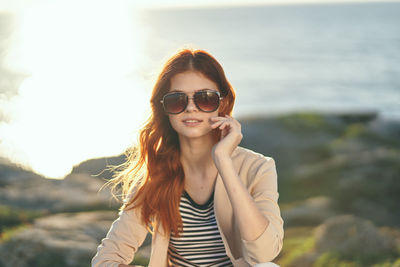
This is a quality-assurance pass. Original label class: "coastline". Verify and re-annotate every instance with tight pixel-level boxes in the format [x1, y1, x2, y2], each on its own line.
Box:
[0, 110, 399, 266]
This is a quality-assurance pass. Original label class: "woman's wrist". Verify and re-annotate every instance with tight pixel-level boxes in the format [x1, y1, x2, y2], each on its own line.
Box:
[212, 149, 232, 167]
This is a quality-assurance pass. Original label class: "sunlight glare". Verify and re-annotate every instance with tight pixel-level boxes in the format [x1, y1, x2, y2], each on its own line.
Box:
[0, 0, 151, 179]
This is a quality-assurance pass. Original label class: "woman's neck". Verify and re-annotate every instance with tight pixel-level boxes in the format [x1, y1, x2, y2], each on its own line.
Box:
[179, 134, 215, 175]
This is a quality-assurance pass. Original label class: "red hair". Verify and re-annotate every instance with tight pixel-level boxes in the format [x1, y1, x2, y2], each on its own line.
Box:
[105, 47, 235, 237]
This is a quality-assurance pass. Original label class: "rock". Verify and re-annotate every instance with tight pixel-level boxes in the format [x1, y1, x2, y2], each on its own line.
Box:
[314, 215, 395, 259]
[0, 159, 120, 212]
[282, 196, 336, 226]
[288, 253, 318, 267]
[368, 117, 400, 140]
[0, 211, 151, 267]
[350, 198, 394, 226]
[66, 154, 127, 180]
[336, 111, 378, 124]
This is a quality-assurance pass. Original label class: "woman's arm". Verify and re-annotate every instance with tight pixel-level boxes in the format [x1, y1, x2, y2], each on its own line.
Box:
[211, 115, 268, 240]
[213, 154, 269, 241]
[214, 151, 284, 262]
[211, 115, 284, 263]
[91, 206, 148, 267]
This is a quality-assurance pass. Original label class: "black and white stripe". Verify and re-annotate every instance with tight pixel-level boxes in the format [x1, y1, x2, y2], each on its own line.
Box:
[167, 191, 233, 267]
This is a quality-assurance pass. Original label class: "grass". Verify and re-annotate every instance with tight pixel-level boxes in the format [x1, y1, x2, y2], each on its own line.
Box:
[275, 226, 315, 266]
[275, 226, 400, 267]
[277, 112, 327, 132]
[314, 252, 362, 267]
[0, 223, 31, 243]
[131, 254, 150, 266]
[371, 258, 400, 267]
[314, 252, 400, 267]
[0, 205, 45, 233]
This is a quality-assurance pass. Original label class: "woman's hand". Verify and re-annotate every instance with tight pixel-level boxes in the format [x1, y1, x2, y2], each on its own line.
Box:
[210, 115, 243, 161]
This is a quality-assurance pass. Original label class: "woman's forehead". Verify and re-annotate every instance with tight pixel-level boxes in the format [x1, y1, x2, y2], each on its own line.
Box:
[169, 71, 218, 92]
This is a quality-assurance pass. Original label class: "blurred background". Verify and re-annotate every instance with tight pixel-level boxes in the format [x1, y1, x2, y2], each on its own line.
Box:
[0, 0, 399, 266]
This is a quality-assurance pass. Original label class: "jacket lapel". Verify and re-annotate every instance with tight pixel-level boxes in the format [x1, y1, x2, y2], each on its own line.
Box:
[148, 221, 170, 267]
[214, 172, 235, 260]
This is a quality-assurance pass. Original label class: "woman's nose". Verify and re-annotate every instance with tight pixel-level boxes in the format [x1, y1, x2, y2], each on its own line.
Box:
[185, 97, 198, 112]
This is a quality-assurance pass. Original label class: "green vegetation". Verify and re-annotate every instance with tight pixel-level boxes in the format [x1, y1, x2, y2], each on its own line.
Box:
[0, 205, 44, 233]
[314, 252, 400, 267]
[0, 224, 31, 243]
[131, 254, 150, 266]
[276, 226, 315, 266]
[27, 251, 67, 267]
[277, 225, 400, 267]
[278, 112, 328, 132]
[314, 252, 362, 267]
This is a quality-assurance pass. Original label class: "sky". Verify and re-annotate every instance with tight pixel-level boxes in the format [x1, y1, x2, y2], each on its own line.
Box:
[2, 0, 400, 12]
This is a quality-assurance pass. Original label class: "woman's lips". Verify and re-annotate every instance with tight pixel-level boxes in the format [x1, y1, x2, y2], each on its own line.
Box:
[182, 118, 203, 127]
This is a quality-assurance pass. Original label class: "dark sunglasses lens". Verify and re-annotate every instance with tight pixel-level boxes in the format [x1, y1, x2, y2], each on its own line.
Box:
[195, 91, 220, 112]
[163, 93, 187, 114]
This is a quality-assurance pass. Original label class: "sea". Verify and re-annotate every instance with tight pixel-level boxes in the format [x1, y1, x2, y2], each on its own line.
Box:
[0, 1, 399, 177]
[138, 1, 400, 121]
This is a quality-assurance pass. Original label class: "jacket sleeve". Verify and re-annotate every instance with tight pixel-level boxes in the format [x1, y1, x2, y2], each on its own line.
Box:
[241, 156, 284, 265]
[91, 197, 148, 267]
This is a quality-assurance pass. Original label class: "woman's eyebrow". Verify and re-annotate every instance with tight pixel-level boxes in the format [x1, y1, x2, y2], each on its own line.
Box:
[197, 88, 216, 92]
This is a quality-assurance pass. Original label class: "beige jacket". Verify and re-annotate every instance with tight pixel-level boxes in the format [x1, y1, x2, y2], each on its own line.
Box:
[91, 146, 284, 267]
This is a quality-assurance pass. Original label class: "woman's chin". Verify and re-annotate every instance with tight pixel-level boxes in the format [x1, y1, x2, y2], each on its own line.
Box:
[177, 128, 214, 140]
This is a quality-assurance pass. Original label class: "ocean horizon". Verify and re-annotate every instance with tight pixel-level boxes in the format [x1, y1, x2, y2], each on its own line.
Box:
[0, 1, 399, 178]
[139, 1, 400, 121]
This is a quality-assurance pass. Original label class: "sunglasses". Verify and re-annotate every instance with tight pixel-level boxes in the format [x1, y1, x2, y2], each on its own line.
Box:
[160, 90, 223, 114]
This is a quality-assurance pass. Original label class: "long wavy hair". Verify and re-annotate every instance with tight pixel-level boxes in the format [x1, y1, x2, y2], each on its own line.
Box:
[104, 47, 235, 237]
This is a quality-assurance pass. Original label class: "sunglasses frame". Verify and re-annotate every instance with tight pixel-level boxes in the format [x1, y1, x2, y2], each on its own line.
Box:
[160, 90, 223, 114]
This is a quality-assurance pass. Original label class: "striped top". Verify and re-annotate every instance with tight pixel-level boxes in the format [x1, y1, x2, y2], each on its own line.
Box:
[167, 190, 233, 267]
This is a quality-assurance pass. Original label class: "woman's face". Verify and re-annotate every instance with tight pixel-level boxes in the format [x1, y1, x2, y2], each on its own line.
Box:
[166, 71, 220, 140]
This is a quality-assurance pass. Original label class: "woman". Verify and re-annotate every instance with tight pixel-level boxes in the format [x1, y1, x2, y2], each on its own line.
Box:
[91, 48, 284, 267]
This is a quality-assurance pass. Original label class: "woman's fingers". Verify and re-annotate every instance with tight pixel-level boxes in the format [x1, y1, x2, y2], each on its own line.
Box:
[210, 116, 224, 121]
[211, 120, 224, 125]
[211, 119, 230, 130]
[210, 117, 229, 128]
[218, 122, 236, 139]
[211, 116, 240, 130]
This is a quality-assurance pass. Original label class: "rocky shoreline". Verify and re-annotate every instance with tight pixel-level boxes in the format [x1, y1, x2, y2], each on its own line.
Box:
[1, 111, 399, 266]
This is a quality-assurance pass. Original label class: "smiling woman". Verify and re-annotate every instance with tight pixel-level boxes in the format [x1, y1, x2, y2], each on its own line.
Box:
[0, 1, 150, 178]
[92, 47, 284, 267]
